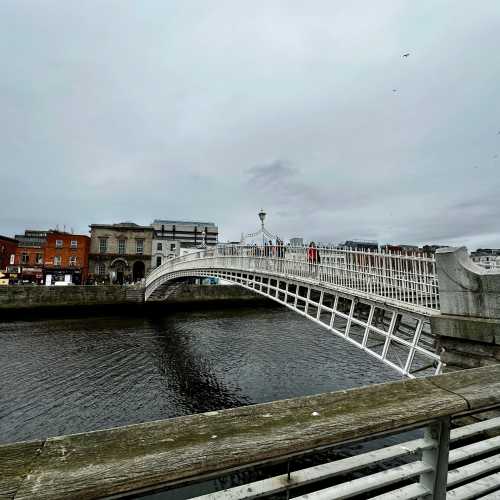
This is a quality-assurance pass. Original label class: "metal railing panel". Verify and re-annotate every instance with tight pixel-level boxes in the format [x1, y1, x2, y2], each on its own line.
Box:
[191, 437, 435, 500]
[145, 245, 440, 313]
[291, 461, 433, 500]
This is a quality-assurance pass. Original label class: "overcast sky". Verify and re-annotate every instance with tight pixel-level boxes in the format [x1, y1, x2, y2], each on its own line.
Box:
[1, 1, 500, 249]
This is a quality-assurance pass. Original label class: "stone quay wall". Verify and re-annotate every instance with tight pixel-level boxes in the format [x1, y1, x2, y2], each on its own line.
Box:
[0, 284, 262, 314]
[0, 285, 141, 310]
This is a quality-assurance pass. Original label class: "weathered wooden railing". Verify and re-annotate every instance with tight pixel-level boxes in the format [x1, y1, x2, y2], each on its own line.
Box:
[1, 365, 500, 499]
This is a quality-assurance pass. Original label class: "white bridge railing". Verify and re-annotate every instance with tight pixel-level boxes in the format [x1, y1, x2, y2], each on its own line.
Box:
[146, 245, 440, 313]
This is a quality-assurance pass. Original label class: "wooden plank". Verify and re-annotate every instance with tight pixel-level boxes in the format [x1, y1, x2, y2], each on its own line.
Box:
[369, 483, 430, 499]
[0, 440, 44, 500]
[430, 364, 500, 410]
[192, 438, 435, 500]
[447, 471, 500, 499]
[10, 375, 467, 500]
[292, 461, 431, 500]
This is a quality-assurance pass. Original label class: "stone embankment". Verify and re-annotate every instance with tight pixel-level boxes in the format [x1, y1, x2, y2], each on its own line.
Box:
[0, 284, 264, 317]
[433, 247, 500, 370]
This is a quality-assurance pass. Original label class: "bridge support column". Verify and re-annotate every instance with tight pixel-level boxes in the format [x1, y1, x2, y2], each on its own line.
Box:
[432, 247, 500, 371]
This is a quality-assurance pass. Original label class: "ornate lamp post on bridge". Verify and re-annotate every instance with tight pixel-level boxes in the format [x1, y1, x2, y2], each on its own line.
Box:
[258, 209, 266, 246]
[244, 209, 277, 246]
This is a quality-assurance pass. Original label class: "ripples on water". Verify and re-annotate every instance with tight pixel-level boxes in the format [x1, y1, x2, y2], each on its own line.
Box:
[0, 305, 401, 444]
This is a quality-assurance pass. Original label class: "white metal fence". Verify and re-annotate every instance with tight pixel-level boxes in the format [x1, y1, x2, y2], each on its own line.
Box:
[147, 245, 440, 313]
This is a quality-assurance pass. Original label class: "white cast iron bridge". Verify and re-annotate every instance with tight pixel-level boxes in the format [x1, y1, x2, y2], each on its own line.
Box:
[145, 245, 443, 378]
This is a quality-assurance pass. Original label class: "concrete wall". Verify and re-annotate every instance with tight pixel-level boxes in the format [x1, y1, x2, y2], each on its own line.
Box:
[436, 246, 500, 319]
[434, 247, 500, 370]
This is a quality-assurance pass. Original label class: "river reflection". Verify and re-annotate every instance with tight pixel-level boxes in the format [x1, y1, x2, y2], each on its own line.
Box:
[0, 305, 401, 444]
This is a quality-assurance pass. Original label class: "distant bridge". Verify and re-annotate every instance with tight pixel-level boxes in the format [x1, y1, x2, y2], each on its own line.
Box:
[146, 245, 443, 378]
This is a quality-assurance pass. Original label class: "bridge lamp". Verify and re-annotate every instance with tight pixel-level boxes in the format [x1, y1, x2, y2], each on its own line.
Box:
[258, 210, 266, 246]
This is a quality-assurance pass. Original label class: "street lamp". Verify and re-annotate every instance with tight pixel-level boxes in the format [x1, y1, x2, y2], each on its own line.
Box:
[258, 210, 266, 246]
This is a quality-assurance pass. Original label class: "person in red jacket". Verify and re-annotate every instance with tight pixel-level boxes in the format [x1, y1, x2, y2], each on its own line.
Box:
[307, 242, 320, 276]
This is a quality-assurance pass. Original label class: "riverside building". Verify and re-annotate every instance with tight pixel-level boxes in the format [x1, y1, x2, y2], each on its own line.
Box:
[89, 223, 153, 284]
[0, 235, 18, 272]
[13, 230, 47, 284]
[151, 220, 218, 268]
[43, 231, 91, 285]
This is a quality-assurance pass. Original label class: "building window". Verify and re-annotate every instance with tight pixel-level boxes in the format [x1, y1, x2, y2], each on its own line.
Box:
[157, 242, 162, 251]
[156, 256, 162, 267]
[54, 255, 62, 266]
[69, 256, 77, 266]
[118, 239, 126, 254]
[55, 239, 63, 248]
[96, 263, 105, 275]
[99, 238, 107, 253]
[70, 240, 78, 249]
[136, 239, 144, 254]
[21, 253, 29, 264]
[36, 253, 43, 264]
[170, 243, 176, 251]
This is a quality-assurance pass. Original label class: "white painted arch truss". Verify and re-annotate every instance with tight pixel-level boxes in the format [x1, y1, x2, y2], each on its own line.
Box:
[146, 260, 443, 378]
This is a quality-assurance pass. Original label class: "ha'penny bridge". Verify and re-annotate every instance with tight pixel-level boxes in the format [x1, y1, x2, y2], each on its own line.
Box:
[145, 244, 488, 378]
[3, 246, 500, 499]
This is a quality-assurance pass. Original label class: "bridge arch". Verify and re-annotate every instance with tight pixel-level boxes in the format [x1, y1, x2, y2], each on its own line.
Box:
[145, 246, 443, 378]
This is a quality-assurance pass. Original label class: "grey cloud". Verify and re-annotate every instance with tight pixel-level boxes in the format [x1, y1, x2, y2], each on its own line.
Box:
[1, 1, 500, 250]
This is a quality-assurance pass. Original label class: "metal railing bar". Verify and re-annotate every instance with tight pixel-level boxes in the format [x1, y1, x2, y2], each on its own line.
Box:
[369, 482, 431, 499]
[451, 416, 500, 441]
[447, 454, 500, 487]
[446, 470, 500, 499]
[449, 436, 500, 465]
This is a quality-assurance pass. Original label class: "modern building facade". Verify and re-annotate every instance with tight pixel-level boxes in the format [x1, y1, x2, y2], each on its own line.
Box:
[89, 222, 153, 283]
[289, 237, 304, 247]
[151, 220, 218, 246]
[150, 220, 218, 269]
[43, 231, 91, 285]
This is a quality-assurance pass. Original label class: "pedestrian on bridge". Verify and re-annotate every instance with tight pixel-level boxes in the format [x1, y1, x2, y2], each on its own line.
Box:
[307, 242, 320, 277]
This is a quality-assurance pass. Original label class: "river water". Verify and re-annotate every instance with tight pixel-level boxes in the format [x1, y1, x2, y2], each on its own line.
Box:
[0, 304, 401, 445]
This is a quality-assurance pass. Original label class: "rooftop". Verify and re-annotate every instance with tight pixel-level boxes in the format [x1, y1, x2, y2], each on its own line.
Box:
[152, 220, 217, 227]
[90, 222, 153, 230]
[0, 235, 18, 244]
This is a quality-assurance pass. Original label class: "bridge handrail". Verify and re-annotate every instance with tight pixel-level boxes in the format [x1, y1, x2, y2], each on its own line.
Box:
[146, 245, 439, 312]
[3, 365, 500, 499]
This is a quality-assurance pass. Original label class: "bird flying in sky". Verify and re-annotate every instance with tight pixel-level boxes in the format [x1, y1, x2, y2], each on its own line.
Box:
[402, 53, 410, 57]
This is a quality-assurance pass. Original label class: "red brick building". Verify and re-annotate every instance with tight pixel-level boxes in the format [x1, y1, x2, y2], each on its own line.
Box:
[43, 231, 91, 284]
[0, 235, 18, 271]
